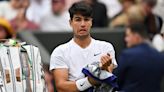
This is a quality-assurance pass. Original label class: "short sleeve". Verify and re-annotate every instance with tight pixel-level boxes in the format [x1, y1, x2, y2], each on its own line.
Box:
[49, 46, 68, 71]
[104, 43, 118, 68]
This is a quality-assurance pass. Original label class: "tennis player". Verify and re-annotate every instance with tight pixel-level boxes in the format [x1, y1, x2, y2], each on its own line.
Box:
[50, 1, 117, 92]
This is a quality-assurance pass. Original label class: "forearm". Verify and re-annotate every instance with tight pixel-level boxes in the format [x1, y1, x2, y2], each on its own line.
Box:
[56, 77, 93, 92]
[56, 81, 78, 92]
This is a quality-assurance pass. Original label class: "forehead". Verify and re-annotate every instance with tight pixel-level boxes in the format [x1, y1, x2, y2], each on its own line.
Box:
[73, 14, 92, 19]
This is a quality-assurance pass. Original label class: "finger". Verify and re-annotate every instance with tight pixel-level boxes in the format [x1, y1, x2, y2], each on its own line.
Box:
[105, 56, 112, 65]
[107, 53, 110, 56]
[105, 54, 111, 60]
[101, 56, 112, 70]
[105, 54, 112, 61]
[101, 57, 106, 65]
[101, 57, 109, 67]
[102, 55, 109, 62]
[103, 56, 111, 65]
[104, 56, 110, 62]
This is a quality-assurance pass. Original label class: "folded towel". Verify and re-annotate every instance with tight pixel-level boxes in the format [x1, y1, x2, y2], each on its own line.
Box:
[82, 62, 118, 92]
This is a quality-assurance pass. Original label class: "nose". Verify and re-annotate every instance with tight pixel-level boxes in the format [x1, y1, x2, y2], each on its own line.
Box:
[81, 20, 86, 27]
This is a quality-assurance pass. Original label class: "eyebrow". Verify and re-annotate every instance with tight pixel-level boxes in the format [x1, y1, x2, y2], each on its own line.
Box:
[74, 16, 81, 19]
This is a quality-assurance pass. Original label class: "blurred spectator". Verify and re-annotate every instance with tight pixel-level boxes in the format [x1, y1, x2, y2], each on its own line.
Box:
[65, 0, 81, 10]
[0, 17, 15, 39]
[110, 0, 138, 27]
[141, 0, 163, 40]
[40, 0, 72, 32]
[126, 5, 145, 24]
[84, 0, 108, 27]
[98, 0, 122, 18]
[26, 0, 50, 24]
[152, 31, 164, 52]
[10, 0, 39, 32]
[114, 23, 164, 92]
[0, 0, 22, 20]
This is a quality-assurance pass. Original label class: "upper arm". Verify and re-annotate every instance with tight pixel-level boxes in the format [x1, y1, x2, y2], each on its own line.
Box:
[52, 69, 78, 92]
[52, 69, 69, 89]
[50, 47, 78, 92]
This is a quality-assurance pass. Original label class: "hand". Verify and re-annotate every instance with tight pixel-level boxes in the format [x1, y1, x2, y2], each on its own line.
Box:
[88, 76, 100, 86]
[107, 64, 115, 73]
[100, 53, 112, 72]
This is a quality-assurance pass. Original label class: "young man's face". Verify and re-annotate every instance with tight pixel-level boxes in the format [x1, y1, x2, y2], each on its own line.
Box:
[70, 14, 92, 38]
[125, 28, 140, 48]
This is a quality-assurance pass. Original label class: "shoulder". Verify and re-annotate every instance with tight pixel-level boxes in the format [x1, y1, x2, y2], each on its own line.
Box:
[121, 44, 160, 56]
[62, 11, 70, 16]
[94, 39, 116, 52]
[121, 47, 140, 56]
[94, 39, 114, 48]
[40, 11, 52, 19]
[27, 21, 39, 29]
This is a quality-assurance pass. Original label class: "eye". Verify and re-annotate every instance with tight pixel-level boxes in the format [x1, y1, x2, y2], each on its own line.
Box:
[74, 18, 81, 22]
[75, 18, 81, 21]
[84, 18, 90, 21]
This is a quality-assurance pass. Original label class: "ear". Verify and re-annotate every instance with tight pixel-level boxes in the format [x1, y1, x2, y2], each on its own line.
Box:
[90, 18, 93, 27]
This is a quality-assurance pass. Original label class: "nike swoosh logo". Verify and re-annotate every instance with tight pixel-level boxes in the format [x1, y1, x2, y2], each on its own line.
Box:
[94, 53, 101, 56]
[80, 82, 85, 86]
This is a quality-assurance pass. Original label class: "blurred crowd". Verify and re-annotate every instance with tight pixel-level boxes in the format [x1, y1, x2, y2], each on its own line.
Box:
[0, 0, 164, 92]
[0, 0, 163, 52]
[0, 0, 163, 60]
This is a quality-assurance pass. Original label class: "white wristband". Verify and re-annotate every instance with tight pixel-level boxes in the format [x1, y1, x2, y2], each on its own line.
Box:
[76, 77, 92, 91]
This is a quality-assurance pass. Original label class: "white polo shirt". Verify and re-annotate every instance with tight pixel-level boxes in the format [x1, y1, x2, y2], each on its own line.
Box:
[50, 38, 117, 81]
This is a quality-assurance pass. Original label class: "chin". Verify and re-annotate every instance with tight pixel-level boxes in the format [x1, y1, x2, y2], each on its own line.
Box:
[77, 34, 90, 39]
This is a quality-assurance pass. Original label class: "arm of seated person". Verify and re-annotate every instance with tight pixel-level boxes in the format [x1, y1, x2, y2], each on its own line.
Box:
[52, 68, 79, 92]
[53, 68, 99, 92]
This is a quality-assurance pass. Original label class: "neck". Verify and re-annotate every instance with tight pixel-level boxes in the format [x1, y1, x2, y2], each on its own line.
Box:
[16, 17, 27, 22]
[134, 38, 148, 46]
[73, 36, 92, 48]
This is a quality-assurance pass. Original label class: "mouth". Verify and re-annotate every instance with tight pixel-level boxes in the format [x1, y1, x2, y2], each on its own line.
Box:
[80, 29, 87, 32]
